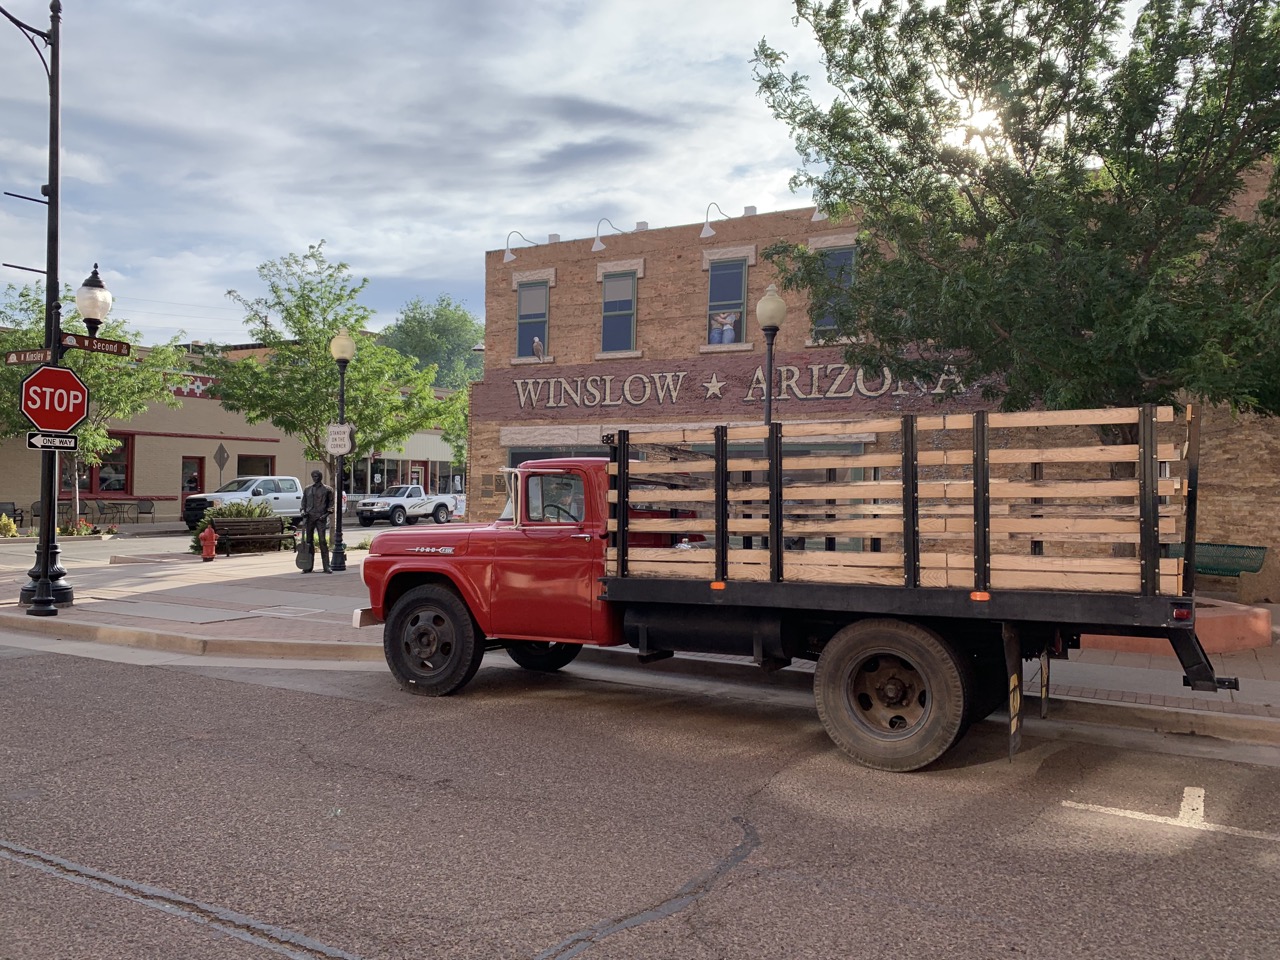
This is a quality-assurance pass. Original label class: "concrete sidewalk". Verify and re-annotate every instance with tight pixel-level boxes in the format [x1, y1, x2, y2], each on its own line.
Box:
[0, 539, 1277, 746]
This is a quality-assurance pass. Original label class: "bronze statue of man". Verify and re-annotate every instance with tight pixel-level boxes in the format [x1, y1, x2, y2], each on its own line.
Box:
[300, 469, 334, 573]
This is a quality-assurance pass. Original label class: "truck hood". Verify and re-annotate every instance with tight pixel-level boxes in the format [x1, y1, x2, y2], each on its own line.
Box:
[368, 523, 492, 556]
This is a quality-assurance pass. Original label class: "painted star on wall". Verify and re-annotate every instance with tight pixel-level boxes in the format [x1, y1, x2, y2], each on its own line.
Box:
[702, 373, 726, 398]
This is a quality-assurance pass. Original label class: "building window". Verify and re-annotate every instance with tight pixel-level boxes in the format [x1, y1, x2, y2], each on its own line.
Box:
[517, 281, 549, 358]
[601, 272, 636, 352]
[62, 435, 132, 494]
[815, 246, 856, 333]
[707, 258, 746, 344]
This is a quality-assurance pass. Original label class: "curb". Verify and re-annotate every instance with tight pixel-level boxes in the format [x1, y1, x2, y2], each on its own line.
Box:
[1, 612, 1276, 745]
[0, 611, 383, 662]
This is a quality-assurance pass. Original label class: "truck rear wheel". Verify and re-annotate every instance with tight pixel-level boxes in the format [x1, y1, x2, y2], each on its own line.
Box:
[432, 504, 450, 524]
[384, 585, 484, 696]
[505, 641, 583, 672]
[815, 619, 971, 772]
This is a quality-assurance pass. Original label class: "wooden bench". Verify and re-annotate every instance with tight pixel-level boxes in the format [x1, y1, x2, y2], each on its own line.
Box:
[1168, 542, 1267, 578]
[209, 517, 295, 557]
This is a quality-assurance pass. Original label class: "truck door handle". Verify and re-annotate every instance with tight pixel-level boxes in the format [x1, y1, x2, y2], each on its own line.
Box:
[571, 534, 593, 540]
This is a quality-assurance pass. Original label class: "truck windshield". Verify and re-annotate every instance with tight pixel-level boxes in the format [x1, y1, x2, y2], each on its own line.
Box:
[383, 486, 411, 498]
[215, 479, 258, 493]
[498, 493, 514, 521]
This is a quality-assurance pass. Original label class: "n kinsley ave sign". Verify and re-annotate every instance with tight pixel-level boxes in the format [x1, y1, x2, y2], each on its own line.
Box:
[21, 366, 89, 434]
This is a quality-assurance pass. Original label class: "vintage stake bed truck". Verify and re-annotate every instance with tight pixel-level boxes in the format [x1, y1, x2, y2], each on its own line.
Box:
[356, 405, 1238, 771]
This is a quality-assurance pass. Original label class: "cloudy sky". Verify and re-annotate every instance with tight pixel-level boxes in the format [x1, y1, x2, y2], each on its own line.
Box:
[0, 0, 828, 345]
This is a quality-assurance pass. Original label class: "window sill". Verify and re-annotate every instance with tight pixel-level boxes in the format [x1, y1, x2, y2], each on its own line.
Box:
[510, 355, 555, 366]
[698, 342, 754, 354]
[594, 349, 643, 361]
[805, 335, 865, 347]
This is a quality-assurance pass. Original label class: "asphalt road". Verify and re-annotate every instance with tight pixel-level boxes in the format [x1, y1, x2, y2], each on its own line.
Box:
[2, 639, 1279, 960]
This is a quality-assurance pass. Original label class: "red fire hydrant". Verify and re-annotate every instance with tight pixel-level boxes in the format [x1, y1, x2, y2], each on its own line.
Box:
[199, 524, 219, 562]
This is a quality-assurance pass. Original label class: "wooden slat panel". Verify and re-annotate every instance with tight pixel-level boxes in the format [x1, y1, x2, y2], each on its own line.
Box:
[916, 413, 975, 431]
[727, 562, 770, 581]
[784, 518, 944, 535]
[782, 564, 905, 586]
[779, 454, 899, 470]
[986, 443, 1178, 464]
[621, 548, 716, 563]
[978, 517, 1176, 535]
[990, 570, 1180, 593]
[725, 425, 770, 441]
[610, 519, 717, 533]
[625, 427, 717, 445]
[773, 551, 906, 567]
[626, 460, 716, 476]
[625, 487, 716, 503]
[781, 418, 905, 438]
[987, 406, 1172, 428]
[626, 560, 717, 578]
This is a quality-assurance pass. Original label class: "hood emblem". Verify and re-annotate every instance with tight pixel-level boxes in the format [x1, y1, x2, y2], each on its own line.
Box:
[407, 545, 455, 555]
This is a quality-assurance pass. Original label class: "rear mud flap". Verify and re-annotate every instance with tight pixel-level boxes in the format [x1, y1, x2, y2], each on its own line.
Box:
[1002, 623, 1023, 761]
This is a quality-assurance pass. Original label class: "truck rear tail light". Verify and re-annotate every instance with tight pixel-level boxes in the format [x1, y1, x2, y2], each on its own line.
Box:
[1172, 606, 1192, 621]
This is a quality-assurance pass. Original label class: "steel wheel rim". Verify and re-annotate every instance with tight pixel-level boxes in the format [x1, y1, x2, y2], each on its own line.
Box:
[400, 605, 457, 680]
[843, 650, 930, 741]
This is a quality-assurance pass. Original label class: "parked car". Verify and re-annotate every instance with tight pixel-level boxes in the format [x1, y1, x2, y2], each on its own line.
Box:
[355, 485, 458, 527]
[182, 476, 304, 530]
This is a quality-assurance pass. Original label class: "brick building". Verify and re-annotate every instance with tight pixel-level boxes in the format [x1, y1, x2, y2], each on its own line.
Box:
[469, 205, 1280, 553]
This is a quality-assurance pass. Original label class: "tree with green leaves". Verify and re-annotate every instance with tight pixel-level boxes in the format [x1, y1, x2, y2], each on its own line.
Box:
[378, 294, 484, 390]
[0, 283, 191, 518]
[377, 293, 481, 466]
[201, 243, 457, 501]
[754, 0, 1280, 416]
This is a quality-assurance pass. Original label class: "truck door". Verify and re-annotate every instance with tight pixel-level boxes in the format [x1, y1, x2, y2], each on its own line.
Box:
[489, 470, 602, 642]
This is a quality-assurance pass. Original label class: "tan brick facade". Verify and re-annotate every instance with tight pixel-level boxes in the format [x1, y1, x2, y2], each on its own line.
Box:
[470, 205, 1280, 557]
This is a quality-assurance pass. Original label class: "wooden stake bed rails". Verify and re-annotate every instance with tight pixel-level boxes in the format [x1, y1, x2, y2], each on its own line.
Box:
[606, 405, 1193, 597]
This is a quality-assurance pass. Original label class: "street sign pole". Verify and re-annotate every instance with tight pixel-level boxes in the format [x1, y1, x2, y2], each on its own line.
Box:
[18, 3, 69, 617]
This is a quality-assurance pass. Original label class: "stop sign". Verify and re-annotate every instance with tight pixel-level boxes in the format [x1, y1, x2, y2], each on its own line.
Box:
[21, 366, 89, 434]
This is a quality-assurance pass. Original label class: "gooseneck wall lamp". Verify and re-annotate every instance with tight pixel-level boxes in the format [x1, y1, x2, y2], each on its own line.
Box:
[700, 202, 729, 239]
[755, 283, 788, 425]
[328, 328, 357, 573]
[503, 230, 538, 263]
[2, 1, 75, 616]
[591, 218, 624, 253]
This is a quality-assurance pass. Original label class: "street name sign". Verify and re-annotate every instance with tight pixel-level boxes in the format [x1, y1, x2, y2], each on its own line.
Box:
[60, 333, 131, 357]
[27, 432, 78, 451]
[326, 422, 355, 456]
[5, 348, 53, 365]
[21, 366, 89, 433]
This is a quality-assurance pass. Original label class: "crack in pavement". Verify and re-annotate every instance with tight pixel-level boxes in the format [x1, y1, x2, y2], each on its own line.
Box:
[532, 815, 760, 960]
[0, 838, 363, 960]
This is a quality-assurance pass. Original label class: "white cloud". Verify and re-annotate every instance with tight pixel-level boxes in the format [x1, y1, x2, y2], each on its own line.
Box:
[0, 0, 827, 344]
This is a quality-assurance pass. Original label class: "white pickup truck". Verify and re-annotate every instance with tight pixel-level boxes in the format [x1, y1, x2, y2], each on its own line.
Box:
[355, 485, 460, 527]
[182, 475, 304, 530]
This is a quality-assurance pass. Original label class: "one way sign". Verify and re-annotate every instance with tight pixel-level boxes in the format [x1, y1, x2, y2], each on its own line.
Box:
[27, 432, 78, 451]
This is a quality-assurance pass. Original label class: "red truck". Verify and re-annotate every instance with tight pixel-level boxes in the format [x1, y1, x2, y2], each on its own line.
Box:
[356, 406, 1237, 771]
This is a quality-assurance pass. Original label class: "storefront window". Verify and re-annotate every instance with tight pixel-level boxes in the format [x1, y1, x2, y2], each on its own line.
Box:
[60, 435, 132, 494]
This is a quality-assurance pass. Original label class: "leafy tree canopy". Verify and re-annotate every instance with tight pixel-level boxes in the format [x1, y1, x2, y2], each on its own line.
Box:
[0, 283, 191, 490]
[201, 243, 461, 479]
[378, 294, 484, 390]
[754, 0, 1280, 414]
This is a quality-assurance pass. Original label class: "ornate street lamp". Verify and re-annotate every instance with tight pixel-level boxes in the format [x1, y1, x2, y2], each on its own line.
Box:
[3, 2, 72, 615]
[75, 263, 113, 337]
[328, 328, 357, 572]
[755, 283, 788, 425]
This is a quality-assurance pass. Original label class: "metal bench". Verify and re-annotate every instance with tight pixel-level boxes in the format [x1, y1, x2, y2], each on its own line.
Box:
[208, 517, 295, 557]
[0, 502, 23, 526]
[1168, 542, 1268, 578]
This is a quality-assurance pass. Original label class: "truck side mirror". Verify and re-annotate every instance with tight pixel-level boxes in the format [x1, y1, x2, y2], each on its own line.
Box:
[252, 487, 264, 496]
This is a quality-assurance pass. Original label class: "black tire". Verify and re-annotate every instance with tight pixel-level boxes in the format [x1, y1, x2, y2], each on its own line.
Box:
[432, 504, 450, 524]
[407, 516, 420, 525]
[814, 619, 972, 772]
[505, 641, 583, 672]
[358, 517, 374, 528]
[383, 585, 484, 696]
[390, 506, 408, 526]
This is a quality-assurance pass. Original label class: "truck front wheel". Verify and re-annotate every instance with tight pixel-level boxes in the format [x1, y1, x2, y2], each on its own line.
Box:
[815, 619, 971, 772]
[505, 641, 583, 672]
[384, 585, 484, 696]
[390, 506, 408, 526]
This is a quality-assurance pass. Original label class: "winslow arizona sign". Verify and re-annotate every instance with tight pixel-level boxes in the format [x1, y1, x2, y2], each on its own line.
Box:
[471, 347, 976, 423]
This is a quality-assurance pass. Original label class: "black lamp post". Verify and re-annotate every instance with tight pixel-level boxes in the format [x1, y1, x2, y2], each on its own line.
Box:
[328, 328, 356, 572]
[3, 2, 69, 615]
[755, 283, 788, 425]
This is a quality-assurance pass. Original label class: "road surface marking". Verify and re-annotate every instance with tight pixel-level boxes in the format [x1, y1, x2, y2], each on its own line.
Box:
[1062, 787, 1280, 843]
[0, 839, 362, 960]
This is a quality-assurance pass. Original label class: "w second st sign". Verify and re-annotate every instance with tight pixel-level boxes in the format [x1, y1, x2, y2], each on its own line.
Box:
[21, 366, 89, 434]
